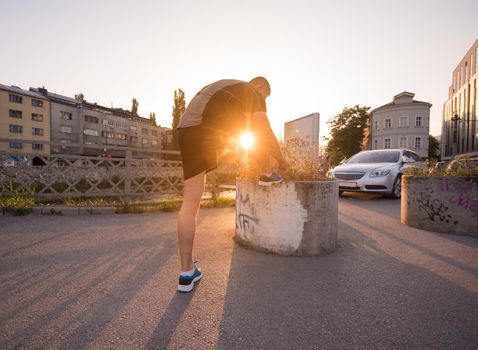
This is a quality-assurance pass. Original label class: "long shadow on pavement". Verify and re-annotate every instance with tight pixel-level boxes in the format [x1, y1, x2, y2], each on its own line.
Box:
[0, 232, 176, 350]
[216, 218, 478, 349]
[144, 292, 194, 350]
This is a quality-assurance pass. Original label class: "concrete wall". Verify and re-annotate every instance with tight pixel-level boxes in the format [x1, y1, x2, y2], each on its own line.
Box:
[401, 176, 478, 236]
[284, 113, 320, 146]
[235, 180, 338, 256]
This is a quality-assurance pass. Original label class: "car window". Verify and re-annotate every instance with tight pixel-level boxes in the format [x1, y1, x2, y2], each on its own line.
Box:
[402, 151, 413, 162]
[410, 152, 422, 162]
[347, 151, 400, 163]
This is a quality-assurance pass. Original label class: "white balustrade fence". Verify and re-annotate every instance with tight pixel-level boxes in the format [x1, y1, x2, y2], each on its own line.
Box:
[0, 152, 184, 198]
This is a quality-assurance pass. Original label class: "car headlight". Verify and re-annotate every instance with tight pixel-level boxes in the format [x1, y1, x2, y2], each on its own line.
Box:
[369, 169, 391, 177]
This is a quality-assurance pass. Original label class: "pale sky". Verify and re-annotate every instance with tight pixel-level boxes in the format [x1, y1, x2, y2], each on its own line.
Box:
[1, 0, 477, 140]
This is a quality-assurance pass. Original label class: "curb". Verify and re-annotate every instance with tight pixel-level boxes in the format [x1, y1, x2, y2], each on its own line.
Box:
[31, 206, 116, 216]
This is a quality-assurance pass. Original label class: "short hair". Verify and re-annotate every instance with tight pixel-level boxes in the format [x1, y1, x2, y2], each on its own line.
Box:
[249, 76, 271, 96]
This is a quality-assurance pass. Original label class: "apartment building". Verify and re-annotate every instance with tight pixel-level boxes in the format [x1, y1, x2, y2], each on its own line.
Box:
[442, 38, 478, 160]
[30, 87, 164, 159]
[0, 84, 50, 155]
[369, 92, 431, 158]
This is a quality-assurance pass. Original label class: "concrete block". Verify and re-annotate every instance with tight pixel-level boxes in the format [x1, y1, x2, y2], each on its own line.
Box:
[235, 179, 338, 256]
[401, 176, 478, 236]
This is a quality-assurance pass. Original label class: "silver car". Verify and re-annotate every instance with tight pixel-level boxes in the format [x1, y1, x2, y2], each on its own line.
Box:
[329, 149, 424, 199]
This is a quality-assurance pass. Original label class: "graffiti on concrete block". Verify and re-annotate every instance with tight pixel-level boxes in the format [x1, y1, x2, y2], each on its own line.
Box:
[238, 192, 250, 206]
[414, 188, 459, 224]
[237, 213, 259, 233]
[449, 195, 478, 214]
[439, 179, 478, 215]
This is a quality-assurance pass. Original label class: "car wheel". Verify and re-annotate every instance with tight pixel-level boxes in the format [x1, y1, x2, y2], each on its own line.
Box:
[389, 175, 402, 199]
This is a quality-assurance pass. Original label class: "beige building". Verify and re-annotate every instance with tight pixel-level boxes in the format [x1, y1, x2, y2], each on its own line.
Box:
[0, 84, 50, 155]
[442, 38, 478, 160]
[369, 92, 431, 158]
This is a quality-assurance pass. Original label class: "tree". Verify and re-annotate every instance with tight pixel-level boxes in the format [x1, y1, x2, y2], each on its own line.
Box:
[149, 112, 157, 126]
[74, 92, 85, 101]
[428, 135, 440, 160]
[172, 89, 186, 149]
[326, 105, 371, 166]
[131, 98, 139, 115]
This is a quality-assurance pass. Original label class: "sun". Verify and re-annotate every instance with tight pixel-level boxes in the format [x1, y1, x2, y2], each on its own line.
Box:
[240, 132, 254, 150]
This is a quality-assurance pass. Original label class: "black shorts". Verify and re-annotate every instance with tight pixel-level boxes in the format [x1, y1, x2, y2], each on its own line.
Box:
[178, 125, 222, 180]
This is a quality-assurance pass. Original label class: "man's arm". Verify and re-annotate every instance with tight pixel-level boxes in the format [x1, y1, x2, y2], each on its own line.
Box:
[251, 111, 288, 169]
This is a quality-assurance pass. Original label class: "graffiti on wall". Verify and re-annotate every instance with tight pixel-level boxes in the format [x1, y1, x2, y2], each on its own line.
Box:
[236, 192, 259, 234]
[412, 188, 459, 224]
[237, 213, 260, 232]
[440, 179, 478, 215]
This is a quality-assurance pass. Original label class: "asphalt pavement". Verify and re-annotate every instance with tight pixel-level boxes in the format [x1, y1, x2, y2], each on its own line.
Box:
[1, 193, 477, 349]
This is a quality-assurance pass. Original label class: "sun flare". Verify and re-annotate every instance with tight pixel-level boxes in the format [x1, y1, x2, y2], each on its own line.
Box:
[240, 132, 254, 150]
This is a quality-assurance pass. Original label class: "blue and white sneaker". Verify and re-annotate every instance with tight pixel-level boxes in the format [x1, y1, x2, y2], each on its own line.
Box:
[177, 266, 202, 293]
[258, 172, 284, 187]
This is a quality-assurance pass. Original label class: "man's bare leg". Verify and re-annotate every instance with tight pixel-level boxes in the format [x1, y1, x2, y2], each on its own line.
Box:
[177, 171, 205, 272]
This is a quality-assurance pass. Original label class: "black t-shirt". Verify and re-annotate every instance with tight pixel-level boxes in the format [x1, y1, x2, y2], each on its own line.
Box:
[178, 79, 266, 134]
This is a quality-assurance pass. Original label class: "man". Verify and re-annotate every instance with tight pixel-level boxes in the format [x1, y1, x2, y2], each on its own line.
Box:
[176, 77, 288, 293]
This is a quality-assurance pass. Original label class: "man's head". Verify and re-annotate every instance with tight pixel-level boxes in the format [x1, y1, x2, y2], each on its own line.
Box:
[249, 76, 271, 99]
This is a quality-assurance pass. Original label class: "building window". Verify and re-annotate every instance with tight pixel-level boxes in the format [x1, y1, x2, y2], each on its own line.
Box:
[9, 94, 22, 103]
[414, 137, 422, 149]
[399, 116, 409, 128]
[60, 111, 73, 121]
[399, 137, 407, 148]
[151, 139, 158, 146]
[9, 142, 23, 149]
[9, 109, 22, 118]
[384, 138, 391, 149]
[84, 128, 100, 136]
[142, 138, 148, 144]
[60, 126, 73, 134]
[32, 143, 44, 150]
[85, 115, 99, 124]
[32, 113, 44, 121]
[102, 119, 114, 127]
[101, 131, 114, 138]
[130, 125, 138, 132]
[130, 136, 138, 142]
[9, 124, 23, 133]
[373, 121, 379, 131]
[415, 116, 423, 127]
[373, 139, 378, 149]
[384, 119, 392, 129]
[116, 122, 128, 129]
[32, 99, 44, 107]
[32, 127, 44, 136]
[142, 128, 149, 134]
[116, 133, 127, 140]
[465, 62, 468, 82]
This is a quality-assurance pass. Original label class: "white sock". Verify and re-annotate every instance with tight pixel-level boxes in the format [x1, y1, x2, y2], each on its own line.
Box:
[180, 268, 195, 277]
